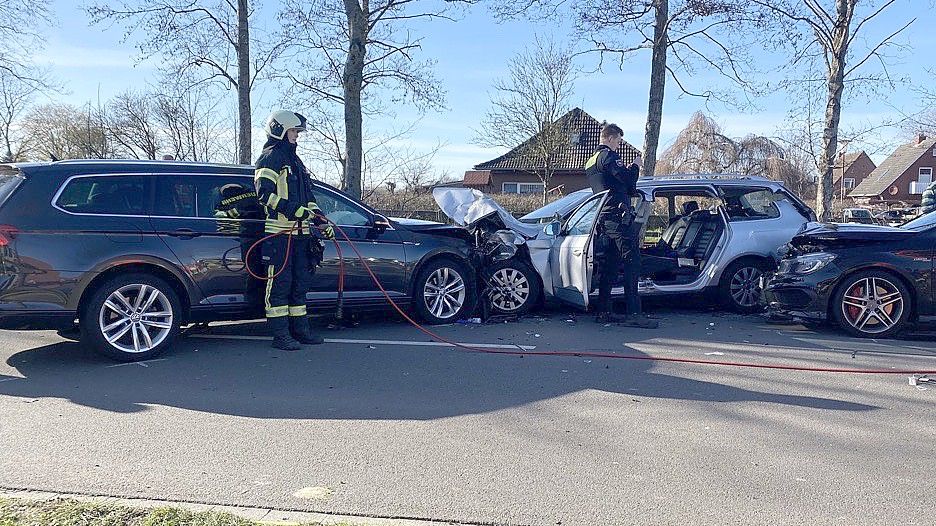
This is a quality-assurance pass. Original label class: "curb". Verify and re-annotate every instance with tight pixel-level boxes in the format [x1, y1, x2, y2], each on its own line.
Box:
[0, 489, 469, 526]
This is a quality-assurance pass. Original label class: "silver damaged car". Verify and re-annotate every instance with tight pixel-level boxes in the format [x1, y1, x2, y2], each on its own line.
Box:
[435, 175, 816, 316]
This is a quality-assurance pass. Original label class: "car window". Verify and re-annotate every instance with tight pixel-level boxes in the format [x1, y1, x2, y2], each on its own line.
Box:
[152, 175, 259, 219]
[313, 187, 371, 226]
[723, 188, 780, 221]
[56, 175, 150, 215]
[565, 196, 602, 236]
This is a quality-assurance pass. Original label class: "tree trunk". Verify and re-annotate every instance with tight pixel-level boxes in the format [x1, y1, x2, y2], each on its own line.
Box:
[342, 0, 367, 200]
[236, 0, 251, 165]
[816, 0, 853, 222]
[642, 0, 668, 179]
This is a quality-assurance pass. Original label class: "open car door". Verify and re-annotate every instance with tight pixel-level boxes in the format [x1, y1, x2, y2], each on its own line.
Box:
[548, 192, 609, 310]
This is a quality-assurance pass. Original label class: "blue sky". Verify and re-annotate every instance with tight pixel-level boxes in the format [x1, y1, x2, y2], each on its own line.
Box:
[33, 0, 936, 182]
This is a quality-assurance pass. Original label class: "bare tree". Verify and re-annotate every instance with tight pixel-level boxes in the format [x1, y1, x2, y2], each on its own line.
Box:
[564, 1, 769, 179]
[20, 103, 114, 161]
[86, 0, 282, 164]
[751, 0, 914, 221]
[658, 112, 791, 175]
[155, 80, 233, 162]
[0, 70, 35, 162]
[105, 91, 162, 160]
[474, 36, 578, 205]
[278, 0, 461, 199]
[0, 0, 53, 84]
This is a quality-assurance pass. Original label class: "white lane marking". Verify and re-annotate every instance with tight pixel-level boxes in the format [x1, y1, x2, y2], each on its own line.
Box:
[105, 358, 168, 368]
[189, 334, 536, 350]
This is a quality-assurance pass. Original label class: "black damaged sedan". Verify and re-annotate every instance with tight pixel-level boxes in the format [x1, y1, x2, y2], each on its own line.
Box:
[765, 212, 935, 338]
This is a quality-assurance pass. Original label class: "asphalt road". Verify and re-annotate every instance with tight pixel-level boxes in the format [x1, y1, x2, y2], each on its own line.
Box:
[1, 305, 934, 526]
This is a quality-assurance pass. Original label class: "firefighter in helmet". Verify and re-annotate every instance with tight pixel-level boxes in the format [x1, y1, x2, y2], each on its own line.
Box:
[254, 110, 335, 350]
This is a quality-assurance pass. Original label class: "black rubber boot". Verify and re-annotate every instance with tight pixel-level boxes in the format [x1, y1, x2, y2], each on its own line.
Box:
[269, 317, 301, 351]
[290, 316, 325, 345]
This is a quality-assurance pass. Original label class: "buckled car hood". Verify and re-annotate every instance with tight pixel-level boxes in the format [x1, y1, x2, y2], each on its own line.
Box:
[390, 217, 473, 241]
[432, 188, 544, 239]
[791, 221, 915, 248]
[432, 187, 555, 293]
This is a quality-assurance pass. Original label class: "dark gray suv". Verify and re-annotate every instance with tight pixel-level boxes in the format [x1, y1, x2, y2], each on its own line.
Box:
[0, 160, 476, 360]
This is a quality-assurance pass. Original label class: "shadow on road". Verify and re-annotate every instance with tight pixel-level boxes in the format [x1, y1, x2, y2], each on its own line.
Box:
[0, 321, 879, 418]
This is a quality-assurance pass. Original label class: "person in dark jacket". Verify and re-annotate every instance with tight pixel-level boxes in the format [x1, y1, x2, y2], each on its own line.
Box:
[584, 123, 657, 328]
[921, 180, 936, 215]
[255, 110, 335, 350]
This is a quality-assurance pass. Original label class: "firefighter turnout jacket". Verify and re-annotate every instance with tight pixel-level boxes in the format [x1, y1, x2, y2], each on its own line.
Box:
[254, 138, 321, 235]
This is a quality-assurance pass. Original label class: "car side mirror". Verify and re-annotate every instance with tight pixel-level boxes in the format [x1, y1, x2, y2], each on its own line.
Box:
[373, 217, 391, 232]
[544, 220, 561, 236]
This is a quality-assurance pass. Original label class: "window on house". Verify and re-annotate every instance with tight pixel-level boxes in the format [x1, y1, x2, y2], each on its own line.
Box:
[844, 178, 856, 190]
[919, 167, 933, 185]
[502, 182, 545, 194]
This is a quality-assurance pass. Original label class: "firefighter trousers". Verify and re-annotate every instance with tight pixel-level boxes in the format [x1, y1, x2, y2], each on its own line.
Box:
[262, 235, 316, 318]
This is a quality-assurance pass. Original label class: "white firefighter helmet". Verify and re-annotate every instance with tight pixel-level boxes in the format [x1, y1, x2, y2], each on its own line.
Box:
[264, 110, 308, 140]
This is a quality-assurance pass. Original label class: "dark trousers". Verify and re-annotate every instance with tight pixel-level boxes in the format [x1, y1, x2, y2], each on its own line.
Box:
[595, 216, 641, 316]
[262, 235, 315, 318]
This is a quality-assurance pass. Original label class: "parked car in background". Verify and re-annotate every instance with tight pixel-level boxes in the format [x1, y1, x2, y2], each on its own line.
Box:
[765, 211, 936, 338]
[437, 175, 816, 316]
[874, 207, 920, 227]
[0, 160, 478, 360]
[842, 208, 875, 224]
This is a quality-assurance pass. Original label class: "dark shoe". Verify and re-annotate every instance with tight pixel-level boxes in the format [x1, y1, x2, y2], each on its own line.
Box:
[619, 315, 659, 329]
[290, 317, 325, 345]
[273, 335, 302, 351]
[269, 317, 301, 351]
[594, 312, 630, 324]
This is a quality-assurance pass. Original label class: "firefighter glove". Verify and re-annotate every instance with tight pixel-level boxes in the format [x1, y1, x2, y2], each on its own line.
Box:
[294, 206, 314, 220]
[319, 224, 335, 240]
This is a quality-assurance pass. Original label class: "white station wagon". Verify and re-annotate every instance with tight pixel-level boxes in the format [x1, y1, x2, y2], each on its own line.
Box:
[435, 175, 816, 316]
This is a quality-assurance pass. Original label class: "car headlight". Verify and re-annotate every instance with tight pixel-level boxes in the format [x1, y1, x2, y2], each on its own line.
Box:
[792, 252, 836, 274]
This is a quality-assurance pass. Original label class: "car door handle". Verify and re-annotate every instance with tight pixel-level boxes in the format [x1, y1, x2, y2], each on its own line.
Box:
[573, 249, 583, 256]
[167, 229, 201, 239]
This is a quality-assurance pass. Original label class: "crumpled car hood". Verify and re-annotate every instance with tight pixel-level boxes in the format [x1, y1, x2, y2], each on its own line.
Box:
[432, 188, 544, 239]
[433, 187, 560, 295]
[792, 221, 914, 245]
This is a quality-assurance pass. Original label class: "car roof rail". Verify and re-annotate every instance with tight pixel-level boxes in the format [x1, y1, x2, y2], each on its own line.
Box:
[648, 173, 773, 181]
[50, 158, 248, 169]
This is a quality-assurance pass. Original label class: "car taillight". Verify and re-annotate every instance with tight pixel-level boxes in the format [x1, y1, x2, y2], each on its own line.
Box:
[0, 225, 17, 247]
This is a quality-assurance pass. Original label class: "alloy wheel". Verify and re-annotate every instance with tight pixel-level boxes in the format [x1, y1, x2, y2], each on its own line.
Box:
[423, 267, 466, 320]
[729, 266, 763, 308]
[840, 277, 904, 335]
[98, 284, 174, 354]
[489, 267, 531, 312]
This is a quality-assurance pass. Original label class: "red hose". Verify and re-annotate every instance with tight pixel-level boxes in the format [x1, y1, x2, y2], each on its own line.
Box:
[243, 218, 343, 305]
[327, 220, 936, 376]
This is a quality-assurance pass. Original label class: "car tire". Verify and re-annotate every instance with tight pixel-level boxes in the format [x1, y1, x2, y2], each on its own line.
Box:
[482, 259, 541, 317]
[413, 257, 476, 324]
[718, 258, 771, 314]
[79, 273, 182, 361]
[831, 270, 911, 339]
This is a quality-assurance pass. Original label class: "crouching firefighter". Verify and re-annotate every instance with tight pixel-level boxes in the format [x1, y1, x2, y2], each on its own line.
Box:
[255, 110, 336, 350]
[584, 123, 657, 329]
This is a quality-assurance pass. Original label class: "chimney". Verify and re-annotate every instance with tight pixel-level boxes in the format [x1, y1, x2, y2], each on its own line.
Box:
[916, 133, 927, 145]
